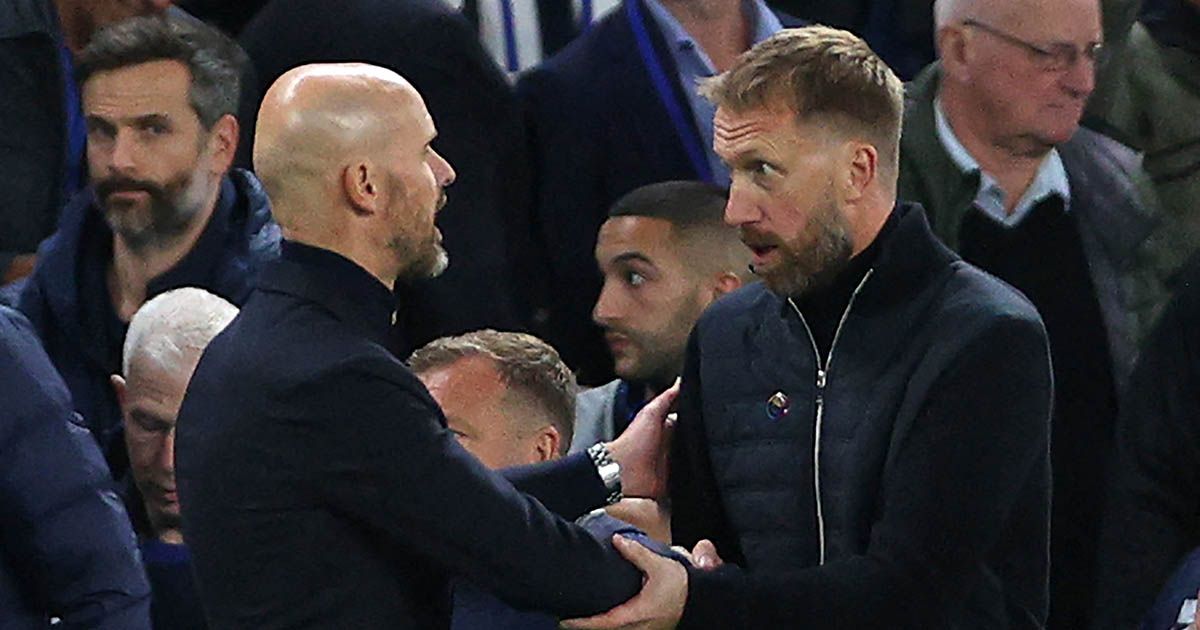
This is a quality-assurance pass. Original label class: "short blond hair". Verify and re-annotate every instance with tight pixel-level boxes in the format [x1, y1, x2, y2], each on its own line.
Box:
[701, 26, 905, 173]
[409, 330, 577, 454]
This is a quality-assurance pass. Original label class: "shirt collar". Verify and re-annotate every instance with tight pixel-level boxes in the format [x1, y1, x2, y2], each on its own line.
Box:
[934, 98, 1071, 227]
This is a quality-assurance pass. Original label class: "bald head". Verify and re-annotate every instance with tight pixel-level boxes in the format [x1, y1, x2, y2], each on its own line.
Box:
[254, 63, 423, 229]
[935, 0, 1099, 31]
[253, 62, 456, 287]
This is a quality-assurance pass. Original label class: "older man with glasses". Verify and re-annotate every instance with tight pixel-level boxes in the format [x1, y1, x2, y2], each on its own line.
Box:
[897, 0, 1176, 626]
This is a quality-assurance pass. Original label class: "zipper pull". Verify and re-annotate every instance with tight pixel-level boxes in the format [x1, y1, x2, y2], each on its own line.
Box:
[816, 368, 827, 389]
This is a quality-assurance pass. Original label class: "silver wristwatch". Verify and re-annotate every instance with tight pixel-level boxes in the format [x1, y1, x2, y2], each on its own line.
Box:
[587, 442, 623, 505]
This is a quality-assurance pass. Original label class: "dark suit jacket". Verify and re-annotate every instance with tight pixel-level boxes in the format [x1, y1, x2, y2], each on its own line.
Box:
[239, 0, 529, 355]
[517, 1, 802, 383]
[175, 241, 641, 628]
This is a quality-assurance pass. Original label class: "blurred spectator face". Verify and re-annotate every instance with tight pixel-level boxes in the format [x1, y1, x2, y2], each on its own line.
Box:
[83, 60, 226, 250]
[380, 92, 456, 283]
[716, 105, 853, 298]
[593, 217, 712, 385]
[956, 0, 1102, 148]
[418, 355, 560, 469]
[113, 350, 198, 543]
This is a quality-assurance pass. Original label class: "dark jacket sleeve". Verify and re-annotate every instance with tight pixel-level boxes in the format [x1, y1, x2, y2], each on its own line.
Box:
[0, 307, 151, 629]
[1093, 268, 1200, 630]
[677, 315, 1053, 629]
[308, 363, 642, 618]
[501, 451, 608, 521]
[670, 329, 744, 564]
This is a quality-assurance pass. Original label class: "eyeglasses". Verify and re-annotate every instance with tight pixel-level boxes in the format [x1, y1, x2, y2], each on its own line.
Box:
[962, 19, 1106, 72]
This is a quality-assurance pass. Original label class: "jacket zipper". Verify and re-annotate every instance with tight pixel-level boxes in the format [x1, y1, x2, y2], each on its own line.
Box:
[787, 268, 874, 566]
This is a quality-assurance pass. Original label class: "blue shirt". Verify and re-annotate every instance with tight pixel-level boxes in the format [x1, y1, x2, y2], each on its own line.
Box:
[643, 0, 782, 186]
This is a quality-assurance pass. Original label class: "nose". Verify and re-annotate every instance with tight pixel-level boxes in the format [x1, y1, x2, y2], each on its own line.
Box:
[1060, 54, 1096, 99]
[161, 428, 176, 475]
[431, 149, 456, 188]
[108, 129, 139, 175]
[592, 278, 620, 327]
[724, 179, 760, 227]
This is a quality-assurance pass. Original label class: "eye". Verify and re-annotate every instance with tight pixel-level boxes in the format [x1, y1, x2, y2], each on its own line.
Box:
[626, 271, 646, 287]
[751, 161, 779, 178]
[86, 122, 115, 142]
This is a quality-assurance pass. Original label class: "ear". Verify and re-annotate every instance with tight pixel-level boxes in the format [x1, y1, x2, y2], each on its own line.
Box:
[111, 374, 128, 414]
[532, 425, 562, 463]
[842, 141, 878, 203]
[207, 113, 239, 176]
[937, 25, 971, 81]
[711, 271, 743, 298]
[341, 159, 383, 216]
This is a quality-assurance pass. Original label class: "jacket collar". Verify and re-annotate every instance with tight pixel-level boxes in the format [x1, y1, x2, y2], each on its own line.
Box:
[769, 202, 959, 319]
[900, 63, 983, 251]
[256, 241, 396, 348]
[33, 169, 275, 352]
[845, 202, 959, 313]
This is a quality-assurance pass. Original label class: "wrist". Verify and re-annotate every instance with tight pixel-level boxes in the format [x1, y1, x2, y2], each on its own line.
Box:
[587, 442, 623, 505]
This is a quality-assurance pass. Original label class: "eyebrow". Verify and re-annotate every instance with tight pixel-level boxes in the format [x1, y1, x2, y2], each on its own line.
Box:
[133, 113, 171, 126]
[610, 252, 655, 267]
[86, 112, 172, 128]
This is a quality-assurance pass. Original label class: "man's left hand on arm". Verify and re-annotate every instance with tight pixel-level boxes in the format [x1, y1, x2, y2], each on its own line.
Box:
[560, 534, 688, 630]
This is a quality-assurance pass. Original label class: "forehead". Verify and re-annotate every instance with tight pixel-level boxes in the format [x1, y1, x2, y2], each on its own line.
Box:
[418, 355, 507, 411]
[713, 105, 811, 155]
[83, 59, 193, 116]
[124, 355, 198, 410]
[986, 0, 1101, 39]
[597, 216, 684, 261]
[382, 88, 436, 146]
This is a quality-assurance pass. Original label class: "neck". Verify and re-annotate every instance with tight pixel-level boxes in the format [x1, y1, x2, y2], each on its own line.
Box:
[659, 0, 750, 72]
[280, 224, 399, 290]
[849, 197, 893, 258]
[940, 88, 1048, 214]
[107, 201, 217, 322]
[53, 0, 91, 54]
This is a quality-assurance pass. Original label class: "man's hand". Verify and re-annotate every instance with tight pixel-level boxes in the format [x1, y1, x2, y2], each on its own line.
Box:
[607, 380, 680, 500]
[560, 534, 688, 630]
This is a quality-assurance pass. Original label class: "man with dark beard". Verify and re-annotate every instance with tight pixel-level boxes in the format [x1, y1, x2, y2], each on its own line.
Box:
[574, 181, 752, 452]
[561, 26, 1054, 630]
[15, 15, 278, 480]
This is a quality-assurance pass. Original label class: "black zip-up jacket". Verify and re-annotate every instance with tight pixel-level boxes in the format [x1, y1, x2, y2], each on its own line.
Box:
[670, 203, 1054, 628]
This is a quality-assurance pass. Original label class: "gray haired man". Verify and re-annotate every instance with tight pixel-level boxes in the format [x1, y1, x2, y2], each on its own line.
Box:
[112, 286, 238, 630]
